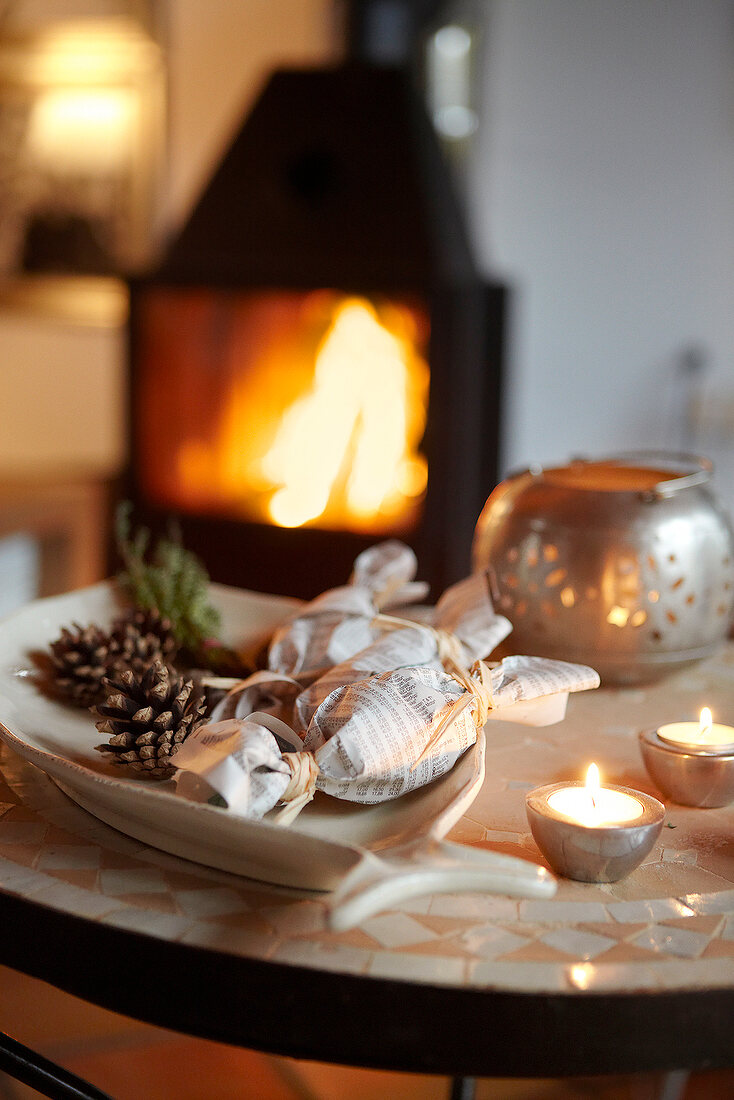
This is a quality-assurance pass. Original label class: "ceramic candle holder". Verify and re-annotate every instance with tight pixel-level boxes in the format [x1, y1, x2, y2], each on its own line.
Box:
[639, 727, 734, 808]
[526, 781, 665, 882]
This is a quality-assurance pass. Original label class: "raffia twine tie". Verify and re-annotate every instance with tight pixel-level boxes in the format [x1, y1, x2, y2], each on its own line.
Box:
[373, 611, 423, 631]
[411, 658, 496, 768]
[372, 615, 468, 670]
[372, 572, 411, 610]
[373, 613, 497, 726]
[272, 751, 321, 825]
[283, 750, 319, 802]
[433, 628, 466, 671]
[444, 658, 496, 728]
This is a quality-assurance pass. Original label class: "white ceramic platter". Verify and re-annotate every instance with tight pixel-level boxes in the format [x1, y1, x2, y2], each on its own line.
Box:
[0, 582, 554, 925]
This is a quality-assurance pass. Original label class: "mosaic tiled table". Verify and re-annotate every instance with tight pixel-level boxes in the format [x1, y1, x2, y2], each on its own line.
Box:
[1, 647, 734, 1077]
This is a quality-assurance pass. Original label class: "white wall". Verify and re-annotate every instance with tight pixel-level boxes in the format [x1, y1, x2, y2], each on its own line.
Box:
[0, 302, 126, 478]
[469, 0, 734, 508]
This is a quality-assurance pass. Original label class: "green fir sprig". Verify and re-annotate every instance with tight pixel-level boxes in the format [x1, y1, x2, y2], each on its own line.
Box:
[115, 503, 221, 659]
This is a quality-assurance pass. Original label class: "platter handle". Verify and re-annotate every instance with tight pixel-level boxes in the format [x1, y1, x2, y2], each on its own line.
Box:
[327, 839, 556, 931]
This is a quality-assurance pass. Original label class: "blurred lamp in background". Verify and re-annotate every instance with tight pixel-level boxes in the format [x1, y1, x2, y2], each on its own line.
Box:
[425, 21, 478, 142]
[0, 12, 164, 275]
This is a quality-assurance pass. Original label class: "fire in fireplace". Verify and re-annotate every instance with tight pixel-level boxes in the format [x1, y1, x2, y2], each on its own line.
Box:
[127, 62, 505, 599]
[135, 287, 429, 535]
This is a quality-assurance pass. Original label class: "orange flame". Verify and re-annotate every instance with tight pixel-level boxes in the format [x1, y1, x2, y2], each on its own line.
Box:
[260, 297, 428, 530]
[171, 293, 429, 532]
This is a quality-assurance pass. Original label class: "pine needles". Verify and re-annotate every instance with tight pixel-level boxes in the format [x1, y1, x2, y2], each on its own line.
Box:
[115, 502, 221, 658]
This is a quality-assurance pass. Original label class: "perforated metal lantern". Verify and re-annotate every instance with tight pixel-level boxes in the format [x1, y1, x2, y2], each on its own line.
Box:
[472, 453, 734, 684]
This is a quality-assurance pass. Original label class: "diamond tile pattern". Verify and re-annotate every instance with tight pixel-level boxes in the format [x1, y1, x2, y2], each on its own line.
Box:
[1, 645, 734, 998]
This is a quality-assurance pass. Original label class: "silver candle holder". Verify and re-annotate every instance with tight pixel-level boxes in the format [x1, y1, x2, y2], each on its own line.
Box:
[639, 727, 734, 808]
[472, 452, 734, 685]
[526, 781, 665, 882]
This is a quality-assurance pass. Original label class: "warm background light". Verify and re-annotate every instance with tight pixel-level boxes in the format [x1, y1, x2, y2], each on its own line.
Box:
[0, 15, 164, 272]
[7, 20, 161, 86]
[27, 88, 136, 174]
[140, 289, 430, 536]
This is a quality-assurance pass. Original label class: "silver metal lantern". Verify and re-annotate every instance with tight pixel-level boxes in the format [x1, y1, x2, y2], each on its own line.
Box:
[472, 453, 734, 684]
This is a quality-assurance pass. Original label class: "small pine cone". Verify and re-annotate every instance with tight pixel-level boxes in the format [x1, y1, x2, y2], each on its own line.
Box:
[109, 608, 179, 677]
[49, 623, 114, 708]
[94, 661, 206, 779]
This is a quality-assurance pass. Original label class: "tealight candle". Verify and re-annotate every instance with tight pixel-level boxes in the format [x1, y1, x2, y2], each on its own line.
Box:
[656, 707, 734, 753]
[639, 707, 734, 807]
[526, 764, 665, 882]
[546, 763, 645, 826]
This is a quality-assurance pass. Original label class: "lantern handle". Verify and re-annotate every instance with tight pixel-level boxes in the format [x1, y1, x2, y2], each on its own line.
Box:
[516, 451, 713, 500]
[599, 451, 712, 500]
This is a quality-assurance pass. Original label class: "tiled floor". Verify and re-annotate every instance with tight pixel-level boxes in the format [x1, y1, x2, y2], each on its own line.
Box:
[2, 967, 734, 1099]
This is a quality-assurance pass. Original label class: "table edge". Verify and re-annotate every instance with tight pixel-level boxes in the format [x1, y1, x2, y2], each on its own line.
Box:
[2, 888, 733, 1078]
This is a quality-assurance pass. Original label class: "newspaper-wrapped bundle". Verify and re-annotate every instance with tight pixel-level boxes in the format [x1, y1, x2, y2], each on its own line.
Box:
[174, 654, 600, 821]
[213, 571, 511, 732]
[174, 714, 318, 824]
[302, 656, 599, 803]
[294, 571, 511, 729]
[211, 668, 302, 726]
[266, 540, 429, 685]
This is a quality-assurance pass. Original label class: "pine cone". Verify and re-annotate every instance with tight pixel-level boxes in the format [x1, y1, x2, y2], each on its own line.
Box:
[49, 623, 114, 707]
[94, 661, 206, 779]
[109, 607, 179, 675]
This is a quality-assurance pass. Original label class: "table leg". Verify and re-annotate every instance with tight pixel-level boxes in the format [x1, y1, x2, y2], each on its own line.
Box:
[450, 1076, 476, 1100]
[0, 1029, 111, 1100]
[657, 1070, 690, 1100]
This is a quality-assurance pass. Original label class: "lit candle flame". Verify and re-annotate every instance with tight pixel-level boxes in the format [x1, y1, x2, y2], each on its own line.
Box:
[585, 762, 600, 815]
[699, 707, 713, 743]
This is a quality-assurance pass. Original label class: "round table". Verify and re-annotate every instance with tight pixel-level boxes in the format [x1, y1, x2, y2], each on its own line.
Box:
[1, 648, 734, 1079]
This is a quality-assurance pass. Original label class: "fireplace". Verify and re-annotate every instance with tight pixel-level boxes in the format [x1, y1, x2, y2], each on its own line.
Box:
[135, 287, 430, 532]
[127, 62, 505, 599]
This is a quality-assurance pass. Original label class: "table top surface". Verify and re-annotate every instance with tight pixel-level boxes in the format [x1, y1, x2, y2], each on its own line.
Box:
[1, 643, 734, 1076]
